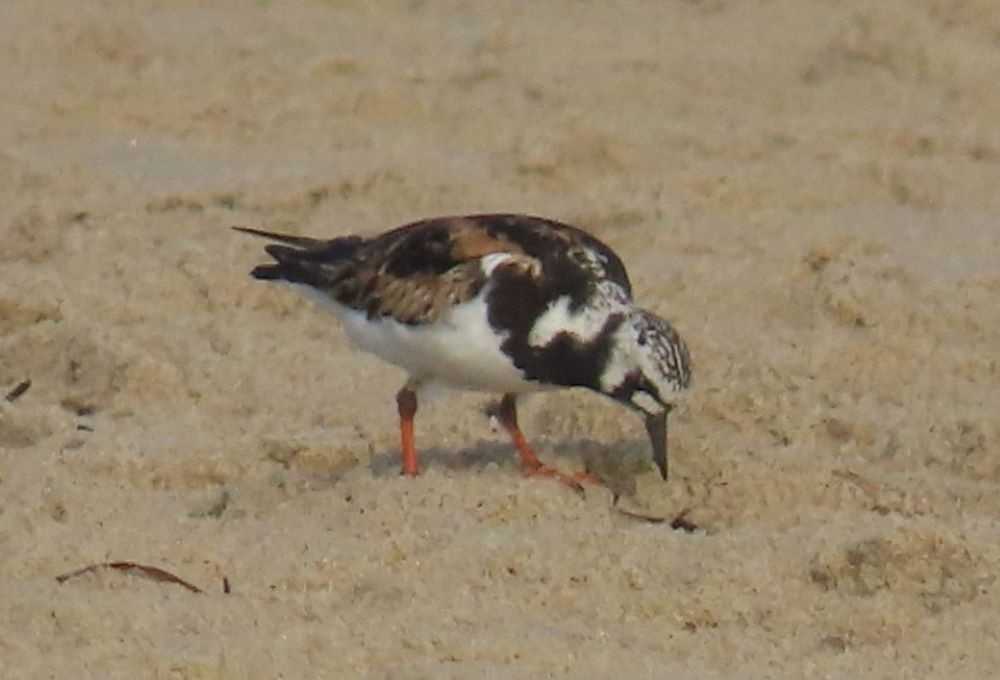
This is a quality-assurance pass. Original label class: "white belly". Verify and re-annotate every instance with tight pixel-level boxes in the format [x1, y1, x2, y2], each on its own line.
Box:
[293, 284, 547, 394]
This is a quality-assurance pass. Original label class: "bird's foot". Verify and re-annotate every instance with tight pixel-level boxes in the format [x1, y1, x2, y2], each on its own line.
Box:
[521, 462, 601, 494]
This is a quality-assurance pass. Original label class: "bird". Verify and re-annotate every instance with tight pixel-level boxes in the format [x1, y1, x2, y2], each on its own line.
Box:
[234, 213, 691, 490]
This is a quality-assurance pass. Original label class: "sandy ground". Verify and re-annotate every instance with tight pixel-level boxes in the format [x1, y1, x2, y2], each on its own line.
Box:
[2, 1, 999, 678]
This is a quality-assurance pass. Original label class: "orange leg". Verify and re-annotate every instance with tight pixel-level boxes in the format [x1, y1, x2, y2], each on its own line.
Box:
[496, 394, 600, 493]
[396, 387, 419, 476]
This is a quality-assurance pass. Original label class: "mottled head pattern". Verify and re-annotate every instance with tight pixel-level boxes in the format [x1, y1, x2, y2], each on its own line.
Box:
[601, 308, 692, 415]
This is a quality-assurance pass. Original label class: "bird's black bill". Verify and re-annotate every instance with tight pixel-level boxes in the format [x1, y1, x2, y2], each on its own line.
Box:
[645, 409, 669, 480]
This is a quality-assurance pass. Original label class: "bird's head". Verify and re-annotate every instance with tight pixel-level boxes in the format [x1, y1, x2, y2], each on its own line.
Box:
[600, 309, 692, 480]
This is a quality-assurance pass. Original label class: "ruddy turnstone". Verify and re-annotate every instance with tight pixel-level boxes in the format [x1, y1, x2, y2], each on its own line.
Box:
[235, 214, 691, 490]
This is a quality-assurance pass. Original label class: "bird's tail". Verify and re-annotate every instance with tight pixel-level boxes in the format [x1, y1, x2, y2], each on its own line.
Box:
[233, 226, 364, 287]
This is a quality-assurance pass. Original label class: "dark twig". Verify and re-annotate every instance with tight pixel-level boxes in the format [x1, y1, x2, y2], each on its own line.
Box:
[669, 508, 699, 533]
[55, 561, 203, 593]
[615, 506, 700, 532]
[5, 379, 31, 402]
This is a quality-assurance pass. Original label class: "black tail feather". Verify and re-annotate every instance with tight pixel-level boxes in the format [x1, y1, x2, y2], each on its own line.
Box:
[235, 226, 364, 288]
[248, 264, 287, 281]
[250, 244, 317, 285]
[232, 226, 324, 249]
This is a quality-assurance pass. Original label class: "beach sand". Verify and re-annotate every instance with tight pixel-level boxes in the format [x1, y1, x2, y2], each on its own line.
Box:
[2, 1, 999, 677]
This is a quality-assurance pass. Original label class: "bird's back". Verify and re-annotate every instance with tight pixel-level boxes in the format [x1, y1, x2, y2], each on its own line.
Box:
[237, 214, 633, 326]
[368, 213, 632, 296]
